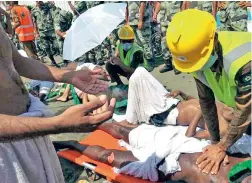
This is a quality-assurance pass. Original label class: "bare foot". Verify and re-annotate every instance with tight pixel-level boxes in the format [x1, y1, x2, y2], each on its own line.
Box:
[56, 96, 68, 102]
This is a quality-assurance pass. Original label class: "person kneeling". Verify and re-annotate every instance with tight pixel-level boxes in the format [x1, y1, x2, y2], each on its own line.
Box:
[105, 25, 149, 85]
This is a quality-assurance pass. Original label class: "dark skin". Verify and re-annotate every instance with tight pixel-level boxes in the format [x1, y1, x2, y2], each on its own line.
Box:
[55, 122, 251, 183]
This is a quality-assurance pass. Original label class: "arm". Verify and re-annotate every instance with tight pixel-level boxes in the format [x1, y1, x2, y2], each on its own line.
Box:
[219, 62, 251, 149]
[212, 1, 218, 19]
[0, 97, 115, 142]
[55, 29, 66, 38]
[11, 42, 70, 82]
[125, 3, 129, 24]
[153, 2, 161, 22]
[68, 1, 77, 14]
[185, 107, 202, 137]
[10, 8, 20, 30]
[181, 1, 188, 10]
[138, 2, 145, 29]
[195, 78, 220, 143]
[167, 90, 195, 100]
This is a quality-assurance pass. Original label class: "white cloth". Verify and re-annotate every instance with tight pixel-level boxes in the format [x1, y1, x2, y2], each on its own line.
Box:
[0, 95, 64, 183]
[117, 124, 209, 181]
[126, 67, 180, 125]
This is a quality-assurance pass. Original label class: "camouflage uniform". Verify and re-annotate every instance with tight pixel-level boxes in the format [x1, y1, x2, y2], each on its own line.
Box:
[188, 1, 213, 13]
[127, 1, 153, 62]
[72, 1, 87, 21]
[32, 3, 59, 57]
[159, 1, 181, 63]
[54, 10, 73, 56]
[217, 2, 229, 31]
[226, 1, 248, 31]
[86, 1, 110, 63]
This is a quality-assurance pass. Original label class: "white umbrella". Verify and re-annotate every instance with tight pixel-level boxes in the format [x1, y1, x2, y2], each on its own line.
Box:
[63, 3, 126, 61]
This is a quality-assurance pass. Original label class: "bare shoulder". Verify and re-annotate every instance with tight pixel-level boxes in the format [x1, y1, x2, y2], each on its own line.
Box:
[0, 25, 12, 62]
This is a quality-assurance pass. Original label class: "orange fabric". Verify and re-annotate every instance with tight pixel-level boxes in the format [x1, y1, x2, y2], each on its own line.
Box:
[13, 6, 34, 42]
[58, 130, 163, 183]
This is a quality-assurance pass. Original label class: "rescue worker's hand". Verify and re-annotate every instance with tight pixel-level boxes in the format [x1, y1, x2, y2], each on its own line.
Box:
[138, 20, 143, 30]
[196, 144, 229, 175]
[64, 69, 109, 95]
[238, 1, 251, 8]
[167, 90, 181, 98]
[59, 96, 116, 129]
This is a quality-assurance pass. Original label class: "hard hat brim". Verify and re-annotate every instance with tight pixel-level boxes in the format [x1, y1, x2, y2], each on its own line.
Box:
[173, 38, 214, 73]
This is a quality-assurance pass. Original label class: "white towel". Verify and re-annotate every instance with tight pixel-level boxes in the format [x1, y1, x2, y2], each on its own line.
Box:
[0, 94, 64, 183]
[117, 124, 209, 181]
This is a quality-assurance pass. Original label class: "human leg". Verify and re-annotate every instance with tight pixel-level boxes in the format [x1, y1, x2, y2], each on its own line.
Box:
[22, 41, 39, 60]
[56, 84, 71, 102]
[159, 25, 173, 73]
[105, 62, 129, 85]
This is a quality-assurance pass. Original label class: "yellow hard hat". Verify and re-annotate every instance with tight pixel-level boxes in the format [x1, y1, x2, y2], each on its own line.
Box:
[119, 25, 135, 40]
[166, 9, 216, 73]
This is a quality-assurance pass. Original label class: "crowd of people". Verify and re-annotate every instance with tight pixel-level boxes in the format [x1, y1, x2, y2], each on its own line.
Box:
[0, 1, 251, 183]
[1, 1, 251, 71]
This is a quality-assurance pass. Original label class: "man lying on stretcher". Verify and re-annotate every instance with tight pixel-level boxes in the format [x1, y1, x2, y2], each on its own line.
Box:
[55, 122, 251, 183]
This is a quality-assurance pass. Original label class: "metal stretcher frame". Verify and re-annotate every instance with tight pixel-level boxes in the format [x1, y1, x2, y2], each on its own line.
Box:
[58, 130, 163, 183]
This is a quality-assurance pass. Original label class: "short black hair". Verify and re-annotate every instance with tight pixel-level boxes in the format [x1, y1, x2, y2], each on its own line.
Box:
[13, 1, 18, 5]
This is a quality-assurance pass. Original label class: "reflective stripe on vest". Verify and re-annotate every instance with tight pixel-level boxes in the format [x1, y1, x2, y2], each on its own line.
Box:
[118, 43, 149, 69]
[13, 6, 34, 41]
[224, 42, 251, 76]
[193, 32, 251, 107]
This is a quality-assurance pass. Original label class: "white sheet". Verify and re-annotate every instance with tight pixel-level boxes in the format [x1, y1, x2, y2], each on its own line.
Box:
[126, 67, 180, 125]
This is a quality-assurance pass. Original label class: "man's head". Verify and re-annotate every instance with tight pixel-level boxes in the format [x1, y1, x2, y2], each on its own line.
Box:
[118, 25, 135, 51]
[36, 1, 43, 7]
[166, 9, 217, 73]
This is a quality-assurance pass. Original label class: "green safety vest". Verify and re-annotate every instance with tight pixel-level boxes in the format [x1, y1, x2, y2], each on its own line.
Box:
[118, 43, 149, 70]
[192, 32, 251, 107]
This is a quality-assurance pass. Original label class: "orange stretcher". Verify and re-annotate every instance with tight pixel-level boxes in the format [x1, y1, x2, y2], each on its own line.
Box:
[58, 130, 163, 183]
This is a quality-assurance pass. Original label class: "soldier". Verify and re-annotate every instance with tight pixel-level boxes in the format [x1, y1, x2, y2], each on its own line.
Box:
[6, 1, 23, 50]
[126, 1, 154, 71]
[226, 1, 250, 31]
[150, 1, 162, 61]
[217, 1, 229, 31]
[54, 10, 73, 66]
[32, 1, 60, 67]
[48, 1, 61, 22]
[183, 1, 218, 17]
[10, 1, 39, 60]
[154, 1, 182, 74]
